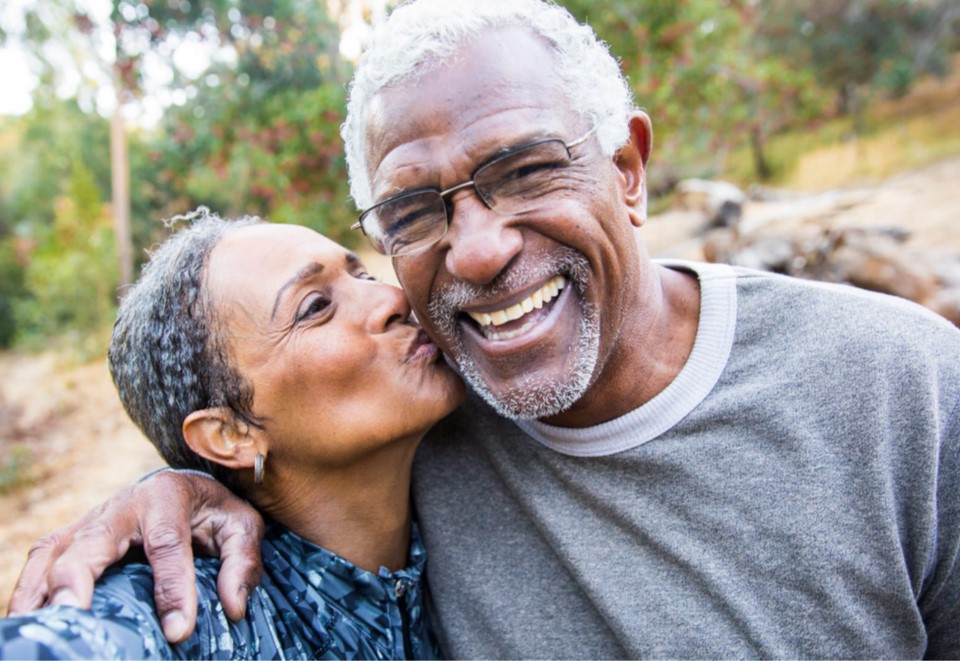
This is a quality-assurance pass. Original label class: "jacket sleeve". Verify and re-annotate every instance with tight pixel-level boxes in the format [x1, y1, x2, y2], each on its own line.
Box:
[0, 566, 181, 660]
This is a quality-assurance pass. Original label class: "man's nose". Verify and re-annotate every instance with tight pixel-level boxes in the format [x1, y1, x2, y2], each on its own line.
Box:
[443, 189, 522, 286]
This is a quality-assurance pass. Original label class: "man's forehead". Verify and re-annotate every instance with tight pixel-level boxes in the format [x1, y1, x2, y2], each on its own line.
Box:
[371, 113, 580, 202]
[362, 30, 573, 190]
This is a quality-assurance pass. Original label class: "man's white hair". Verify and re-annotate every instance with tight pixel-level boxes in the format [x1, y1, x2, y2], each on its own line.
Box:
[341, 0, 636, 210]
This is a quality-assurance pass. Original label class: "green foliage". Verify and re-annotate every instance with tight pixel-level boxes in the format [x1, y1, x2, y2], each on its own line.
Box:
[560, 0, 829, 183]
[13, 157, 117, 355]
[0, 445, 33, 495]
[559, 0, 958, 183]
[0, 102, 111, 237]
[134, 0, 355, 244]
[0, 105, 113, 350]
[3, 0, 958, 349]
[754, 1, 956, 117]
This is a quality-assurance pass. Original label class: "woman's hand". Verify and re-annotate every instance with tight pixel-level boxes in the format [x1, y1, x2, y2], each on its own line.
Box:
[7, 470, 265, 643]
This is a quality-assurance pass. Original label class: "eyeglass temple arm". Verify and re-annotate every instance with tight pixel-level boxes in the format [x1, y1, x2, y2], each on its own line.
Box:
[567, 124, 600, 149]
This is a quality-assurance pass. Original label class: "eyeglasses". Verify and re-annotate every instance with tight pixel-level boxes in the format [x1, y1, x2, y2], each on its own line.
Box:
[352, 126, 598, 257]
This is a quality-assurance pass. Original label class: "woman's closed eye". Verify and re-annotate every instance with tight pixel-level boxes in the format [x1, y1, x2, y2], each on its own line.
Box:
[296, 295, 332, 322]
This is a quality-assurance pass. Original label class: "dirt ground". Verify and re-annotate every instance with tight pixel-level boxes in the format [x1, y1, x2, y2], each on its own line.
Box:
[0, 154, 958, 616]
[641, 155, 960, 260]
[0, 354, 163, 614]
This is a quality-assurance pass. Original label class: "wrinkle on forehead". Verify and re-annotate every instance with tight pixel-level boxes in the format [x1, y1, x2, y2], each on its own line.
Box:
[368, 106, 569, 201]
[361, 26, 562, 143]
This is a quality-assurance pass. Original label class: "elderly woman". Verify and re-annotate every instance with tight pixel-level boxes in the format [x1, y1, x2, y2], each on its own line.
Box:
[0, 211, 464, 659]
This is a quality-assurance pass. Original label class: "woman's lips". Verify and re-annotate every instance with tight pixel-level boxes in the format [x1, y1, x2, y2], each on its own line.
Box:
[406, 328, 440, 363]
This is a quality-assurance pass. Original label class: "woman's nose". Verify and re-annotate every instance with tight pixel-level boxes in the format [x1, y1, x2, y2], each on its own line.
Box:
[364, 281, 412, 332]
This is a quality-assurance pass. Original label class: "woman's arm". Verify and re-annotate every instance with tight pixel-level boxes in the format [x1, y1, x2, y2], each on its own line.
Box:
[0, 605, 164, 659]
[7, 470, 265, 643]
[0, 567, 175, 660]
[1, 558, 280, 660]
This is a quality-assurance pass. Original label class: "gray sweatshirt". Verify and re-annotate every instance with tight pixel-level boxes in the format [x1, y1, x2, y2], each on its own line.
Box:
[413, 261, 960, 659]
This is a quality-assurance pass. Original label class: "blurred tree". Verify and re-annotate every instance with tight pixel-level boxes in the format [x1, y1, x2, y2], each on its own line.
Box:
[15, 0, 137, 289]
[14, 156, 117, 354]
[0, 103, 111, 237]
[2, 0, 353, 346]
[560, 0, 825, 182]
[0, 103, 112, 348]
[134, 0, 354, 244]
[11, 0, 354, 284]
[711, 5, 826, 181]
[755, 0, 960, 132]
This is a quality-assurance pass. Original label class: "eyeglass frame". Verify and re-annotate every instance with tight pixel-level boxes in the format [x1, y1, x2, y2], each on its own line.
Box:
[351, 124, 599, 257]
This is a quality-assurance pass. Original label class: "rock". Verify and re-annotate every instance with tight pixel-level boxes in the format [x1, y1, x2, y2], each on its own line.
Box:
[823, 230, 938, 304]
[674, 179, 747, 229]
[929, 288, 960, 326]
[703, 225, 960, 327]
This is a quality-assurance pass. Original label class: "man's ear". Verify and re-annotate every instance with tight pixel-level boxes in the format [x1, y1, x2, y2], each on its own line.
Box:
[613, 111, 653, 228]
[183, 408, 262, 471]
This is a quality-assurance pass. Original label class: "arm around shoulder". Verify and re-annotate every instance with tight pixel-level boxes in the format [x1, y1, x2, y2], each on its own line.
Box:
[7, 469, 265, 644]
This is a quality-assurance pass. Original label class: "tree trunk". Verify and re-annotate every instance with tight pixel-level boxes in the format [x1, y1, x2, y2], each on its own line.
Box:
[750, 126, 772, 181]
[110, 84, 133, 296]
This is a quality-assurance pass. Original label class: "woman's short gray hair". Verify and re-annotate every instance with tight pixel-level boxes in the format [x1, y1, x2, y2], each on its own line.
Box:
[108, 209, 262, 490]
[341, 0, 636, 210]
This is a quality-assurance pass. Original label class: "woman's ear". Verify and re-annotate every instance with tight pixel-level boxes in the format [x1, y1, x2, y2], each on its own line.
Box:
[183, 408, 262, 471]
[614, 111, 654, 228]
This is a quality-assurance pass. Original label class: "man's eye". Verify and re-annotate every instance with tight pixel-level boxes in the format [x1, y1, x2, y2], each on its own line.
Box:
[297, 296, 330, 321]
[385, 205, 434, 234]
[512, 160, 561, 179]
[492, 160, 564, 197]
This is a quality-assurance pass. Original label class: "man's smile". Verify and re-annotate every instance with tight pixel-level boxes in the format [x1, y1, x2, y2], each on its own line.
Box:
[464, 275, 567, 341]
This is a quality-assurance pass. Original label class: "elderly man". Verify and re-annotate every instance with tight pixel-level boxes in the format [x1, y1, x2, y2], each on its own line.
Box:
[10, 0, 960, 658]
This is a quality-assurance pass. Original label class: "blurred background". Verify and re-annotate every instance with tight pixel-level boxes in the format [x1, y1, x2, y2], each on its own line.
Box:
[1, 0, 959, 613]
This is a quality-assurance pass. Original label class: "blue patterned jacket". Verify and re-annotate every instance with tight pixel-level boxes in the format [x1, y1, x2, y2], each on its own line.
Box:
[0, 521, 439, 659]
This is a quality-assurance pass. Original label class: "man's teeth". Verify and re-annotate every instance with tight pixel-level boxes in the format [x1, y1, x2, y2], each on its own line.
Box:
[467, 276, 566, 328]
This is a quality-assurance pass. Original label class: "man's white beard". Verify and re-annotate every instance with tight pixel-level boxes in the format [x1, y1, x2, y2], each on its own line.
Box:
[456, 309, 599, 420]
[427, 248, 599, 420]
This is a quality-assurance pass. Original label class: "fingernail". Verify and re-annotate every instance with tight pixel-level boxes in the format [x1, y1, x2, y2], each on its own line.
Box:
[51, 589, 80, 608]
[162, 612, 189, 641]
